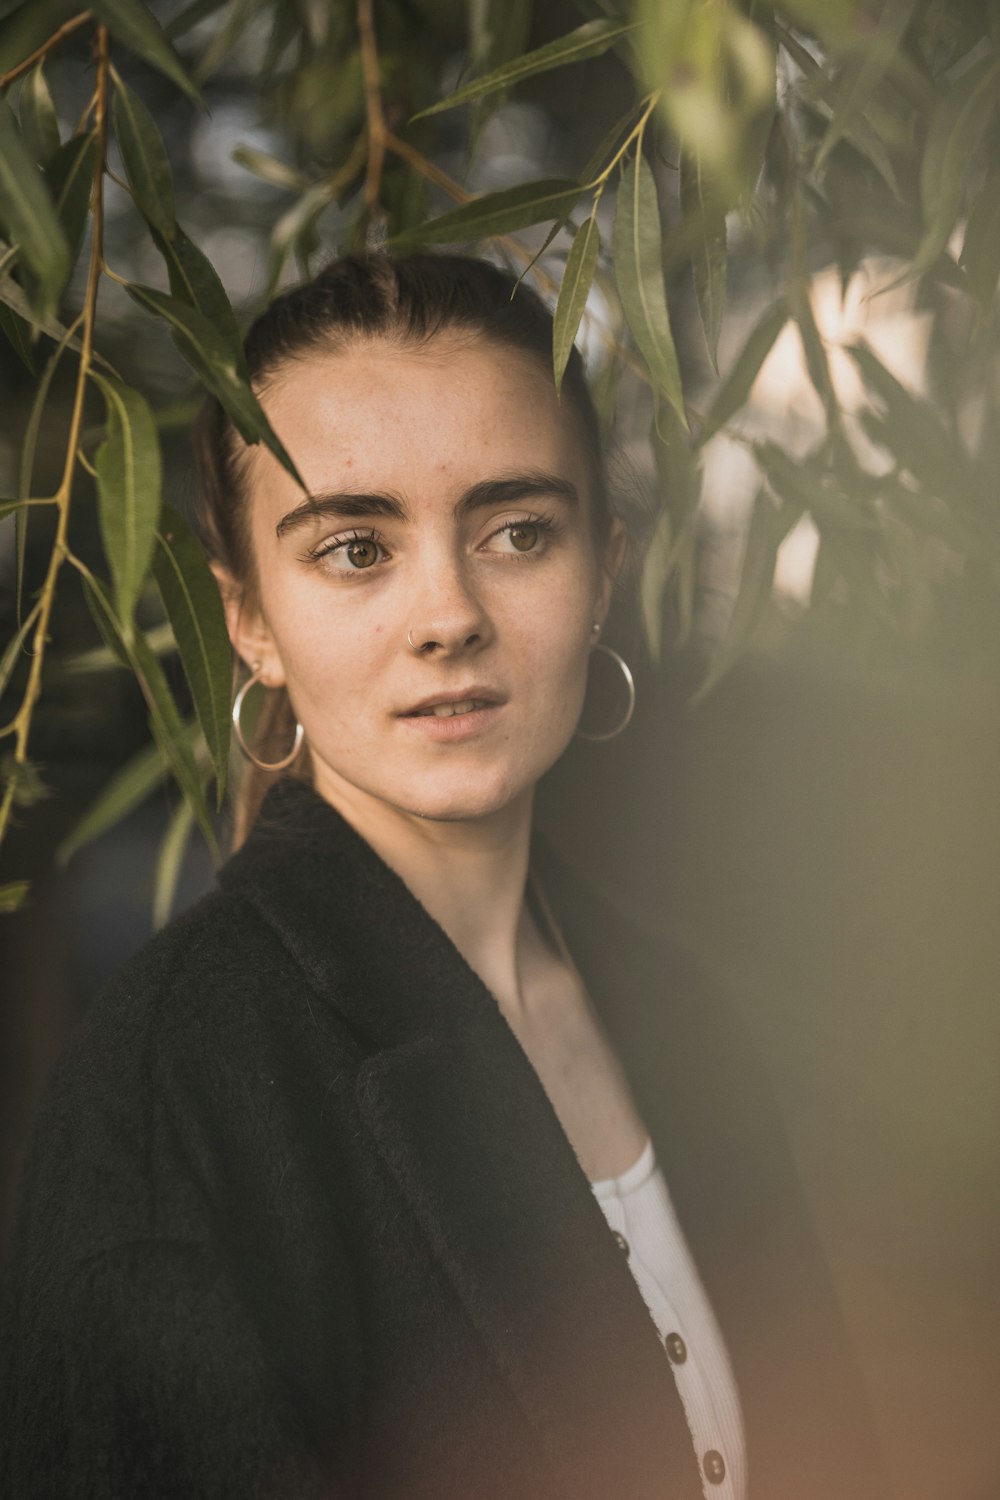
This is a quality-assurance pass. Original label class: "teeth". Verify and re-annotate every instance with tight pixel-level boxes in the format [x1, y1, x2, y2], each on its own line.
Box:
[416, 699, 484, 718]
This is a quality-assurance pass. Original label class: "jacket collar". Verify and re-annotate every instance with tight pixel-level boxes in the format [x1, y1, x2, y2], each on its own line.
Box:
[220, 780, 704, 1500]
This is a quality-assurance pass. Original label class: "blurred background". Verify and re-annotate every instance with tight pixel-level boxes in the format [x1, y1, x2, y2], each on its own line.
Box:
[1, 2, 998, 1497]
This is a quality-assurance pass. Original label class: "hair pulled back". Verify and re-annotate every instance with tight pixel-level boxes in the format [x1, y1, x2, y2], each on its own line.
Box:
[191, 251, 612, 841]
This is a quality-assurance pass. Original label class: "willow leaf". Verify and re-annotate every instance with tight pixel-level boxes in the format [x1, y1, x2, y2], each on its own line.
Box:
[0, 98, 70, 321]
[44, 133, 98, 273]
[680, 154, 727, 371]
[56, 737, 171, 866]
[697, 297, 787, 445]
[411, 18, 639, 121]
[612, 153, 685, 423]
[553, 215, 600, 396]
[153, 505, 231, 803]
[19, 63, 60, 164]
[124, 282, 302, 485]
[394, 179, 582, 248]
[149, 224, 245, 372]
[0, 880, 29, 913]
[113, 75, 176, 239]
[92, 374, 163, 634]
[0, 603, 38, 700]
[90, 0, 201, 104]
[153, 794, 196, 929]
[913, 57, 1000, 278]
[83, 575, 218, 855]
[960, 165, 1000, 307]
[815, 0, 918, 170]
[0, 0, 76, 79]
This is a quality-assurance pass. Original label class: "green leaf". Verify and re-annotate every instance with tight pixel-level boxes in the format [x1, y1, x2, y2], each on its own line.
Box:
[153, 793, 196, 929]
[0, 496, 36, 519]
[612, 153, 685, 423]
[231, 144, 310, 193]
[123, 282, 302, 485]
[0, 300, 34, 371]
[690, 487, 794, 704]
[56, 736, 171, 866]
[642, 404, 703, 659]
[846, 342, 978, 503]
[465, 0, 532, 146]
[66, 619, 175, 673]
[83, 574, 218, 855]
[19, 62, 61, 164]
[411, 18, 639, 121]
[393, 179, 583, 248]
[961, 164, 1000, 307]
[0, 601, 38, 700]
[44, 133, 99, 273]
[680, 153, 727, 370]
[90, 0, 201, 104]
[553, 214, 600, 396]
[912, 56, 1000, 277]
[149, 223, 245, 373]
[0, 880, 29, 914]
[152, 505, 231, 803]
[697, 297, 787, 445]
[92, 374, 163, 634]
[814, 0, 918, 171]
[112, 74, 176, 239]
[0, 98, 70, 321]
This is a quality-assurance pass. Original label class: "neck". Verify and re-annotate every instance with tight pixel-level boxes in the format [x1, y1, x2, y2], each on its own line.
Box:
[313, 775, 539, 1010]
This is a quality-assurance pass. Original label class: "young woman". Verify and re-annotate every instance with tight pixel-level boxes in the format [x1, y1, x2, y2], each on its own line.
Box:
[0, 254, 888, 1500]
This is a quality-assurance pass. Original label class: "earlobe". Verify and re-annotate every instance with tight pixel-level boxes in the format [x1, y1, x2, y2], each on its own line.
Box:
[209, 563, 286, 687]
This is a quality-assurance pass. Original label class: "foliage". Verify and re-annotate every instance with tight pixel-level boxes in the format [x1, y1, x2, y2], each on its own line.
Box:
[1, 0, 998, 918]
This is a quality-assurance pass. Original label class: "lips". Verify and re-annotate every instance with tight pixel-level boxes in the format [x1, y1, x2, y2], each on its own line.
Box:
[410, 699, 492, 718]
[401, 688, 504, 718]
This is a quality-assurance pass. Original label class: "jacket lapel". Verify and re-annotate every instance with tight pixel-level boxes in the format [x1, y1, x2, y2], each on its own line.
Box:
[223, 783, 704, 1500]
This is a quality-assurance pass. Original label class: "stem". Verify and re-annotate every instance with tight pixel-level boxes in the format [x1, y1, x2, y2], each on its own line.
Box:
[0, 10, 93, 91]
[0, 23, 108, 850]
[585, 95, 660, 190]
[357, 0, 386, 218]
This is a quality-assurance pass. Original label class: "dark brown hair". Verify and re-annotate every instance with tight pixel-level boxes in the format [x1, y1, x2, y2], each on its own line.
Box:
[191, 251, 613, 842]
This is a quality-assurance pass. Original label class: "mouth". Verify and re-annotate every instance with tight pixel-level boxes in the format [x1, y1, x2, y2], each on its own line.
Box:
[407, 698, 495, 719]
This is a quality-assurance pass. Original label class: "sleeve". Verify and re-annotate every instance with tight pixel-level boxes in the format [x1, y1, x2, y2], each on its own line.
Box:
[0, 1235, 337, 1500]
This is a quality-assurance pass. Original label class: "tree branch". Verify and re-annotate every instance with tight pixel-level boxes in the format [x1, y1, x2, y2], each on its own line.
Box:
[0, 10, 92, 91]
[0, 22, 108, 848]
[357, 0, 386, 219]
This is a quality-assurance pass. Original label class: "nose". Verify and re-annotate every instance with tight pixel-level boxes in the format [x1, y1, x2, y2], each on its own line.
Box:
[405, 557, 492, 657]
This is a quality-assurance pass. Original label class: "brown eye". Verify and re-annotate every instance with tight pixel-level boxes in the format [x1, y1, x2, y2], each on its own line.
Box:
[346, 539, 379, 568]
[508, 523, 538, 552]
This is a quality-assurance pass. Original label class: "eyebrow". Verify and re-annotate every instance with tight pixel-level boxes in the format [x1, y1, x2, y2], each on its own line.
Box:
[274, 472, 579, 539]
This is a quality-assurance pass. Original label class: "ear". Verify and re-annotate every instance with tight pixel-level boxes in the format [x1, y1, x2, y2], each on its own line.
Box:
[210, 563, 287, 688]
[594, 517, 628, 628]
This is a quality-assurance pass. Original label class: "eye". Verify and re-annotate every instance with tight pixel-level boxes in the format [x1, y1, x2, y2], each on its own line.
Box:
[485, 515, 556, 557]
[343, 537, 380, 569]
[308, 528, 387, 572]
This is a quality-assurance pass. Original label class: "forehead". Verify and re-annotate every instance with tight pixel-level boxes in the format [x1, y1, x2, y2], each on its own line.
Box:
[243, 335, 589, 511]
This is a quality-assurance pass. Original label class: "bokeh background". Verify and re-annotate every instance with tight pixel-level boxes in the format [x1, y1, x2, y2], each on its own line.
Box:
[2, 3, 998, 1497]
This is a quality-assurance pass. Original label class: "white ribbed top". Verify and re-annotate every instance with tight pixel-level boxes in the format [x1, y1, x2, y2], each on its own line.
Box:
[591, 1139, 748, 1500]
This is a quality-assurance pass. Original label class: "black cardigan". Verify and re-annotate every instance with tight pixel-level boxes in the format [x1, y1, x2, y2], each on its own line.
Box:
[0, 781, 888, 1499]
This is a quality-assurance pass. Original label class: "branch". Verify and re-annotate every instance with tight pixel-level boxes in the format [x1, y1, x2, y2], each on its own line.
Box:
[0, 10, 92, 91]
[0, 22, 108, 848]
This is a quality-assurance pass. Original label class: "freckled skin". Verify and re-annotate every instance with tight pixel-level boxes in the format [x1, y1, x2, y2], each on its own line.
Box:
[224, 336, 620, 834]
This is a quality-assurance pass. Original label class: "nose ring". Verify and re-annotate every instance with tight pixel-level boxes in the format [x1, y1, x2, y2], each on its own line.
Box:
[407, 628, 425, 653]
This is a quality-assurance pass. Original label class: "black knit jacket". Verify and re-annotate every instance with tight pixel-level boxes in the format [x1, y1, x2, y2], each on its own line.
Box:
[0, 781, 889, 1499]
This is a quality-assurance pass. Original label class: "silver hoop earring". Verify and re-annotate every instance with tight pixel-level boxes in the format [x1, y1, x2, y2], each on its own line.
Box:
[575, 644, 636, 742]
[232, 663, 305, 772]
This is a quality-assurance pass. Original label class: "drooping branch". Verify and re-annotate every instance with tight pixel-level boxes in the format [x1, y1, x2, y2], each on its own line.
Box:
[0, 22, 108, 847]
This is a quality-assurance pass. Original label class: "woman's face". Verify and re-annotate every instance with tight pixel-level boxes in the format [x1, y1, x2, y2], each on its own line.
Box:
[225, 335, 622, 827]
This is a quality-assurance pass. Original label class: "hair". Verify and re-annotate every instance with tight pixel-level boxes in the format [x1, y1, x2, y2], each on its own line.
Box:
[191, 251, 616, 844]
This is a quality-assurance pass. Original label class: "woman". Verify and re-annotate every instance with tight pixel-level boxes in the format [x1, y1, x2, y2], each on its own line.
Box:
[0, 253, 888, 1499]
